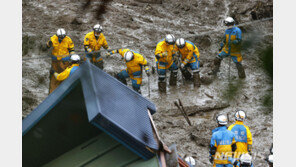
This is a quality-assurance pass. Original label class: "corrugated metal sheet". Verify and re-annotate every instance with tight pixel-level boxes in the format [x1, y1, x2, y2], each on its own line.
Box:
[23, 60, 159, 166]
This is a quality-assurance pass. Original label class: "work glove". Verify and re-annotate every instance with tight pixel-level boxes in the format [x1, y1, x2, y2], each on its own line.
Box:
[247, 145, 252, 155]
[50, 68, 56, 75]
[105, 51, 112, 57]
[145, 66, 150, 76]
[155, 54, 161, 60]
[47, 41, 53, 48]
[209, 156, 214, 164]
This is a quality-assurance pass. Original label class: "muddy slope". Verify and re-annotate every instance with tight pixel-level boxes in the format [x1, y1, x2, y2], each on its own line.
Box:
[22, 0, 273, 166]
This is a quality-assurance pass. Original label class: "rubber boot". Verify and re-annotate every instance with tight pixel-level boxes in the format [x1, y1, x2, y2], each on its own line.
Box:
[158, 81, 166, 93]
[209, 57, 222, 75]
[193, 72, 201, 87]
[181, 68, 192, 80]
[169, 71, 177, 86]
[235, 63, 246, 79]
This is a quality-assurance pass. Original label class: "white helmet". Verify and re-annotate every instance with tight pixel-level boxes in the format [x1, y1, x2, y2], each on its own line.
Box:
[268, 155, 273, 163]
[176, 38, 186, 48]
[57, 28, 66, 39]
[224, 17, 235, 26]
[235, 110, 246, 121]
[216, 114, 228, 125]
[185, 156, 195, 166]
[70, 54, 80, 63]
[240, 153, 252, 165]
[93, 24, 103, 33]
[165, 34, 176, 45]
[124, 51, 134, 62]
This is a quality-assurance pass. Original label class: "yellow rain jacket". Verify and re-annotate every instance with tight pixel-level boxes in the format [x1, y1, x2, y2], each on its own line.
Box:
[178, 41, 200, 65]
[155, 40, 178, 69]
[221, 27, 242, 62]
[47, 35, 75, 60]
[84, 31, 109, 52]
[228, 121, 253, 158]
[115, 49, 148, 85]
[55, 64, 80, 81]
[117, 49, 148, 74]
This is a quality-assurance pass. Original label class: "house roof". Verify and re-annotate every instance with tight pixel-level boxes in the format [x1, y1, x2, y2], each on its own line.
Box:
[22, 60, 159, 166]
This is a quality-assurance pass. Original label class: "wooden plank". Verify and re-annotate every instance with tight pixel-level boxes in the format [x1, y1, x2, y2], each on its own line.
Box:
[43, 133, 120, 167]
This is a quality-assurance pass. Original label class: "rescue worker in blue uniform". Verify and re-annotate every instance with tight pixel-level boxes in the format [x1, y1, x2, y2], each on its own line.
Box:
[107, 49, 150, 94]
[209, 114, 237, 167]
[50, 54, 80, 82]
[84, 24, 109, 69]
[175, 38, 201, 87]
[228, 153, 254, 167]
[155, 34, 179, 93]
[228, 110, 253, 158]
[211, 17, 246, 78]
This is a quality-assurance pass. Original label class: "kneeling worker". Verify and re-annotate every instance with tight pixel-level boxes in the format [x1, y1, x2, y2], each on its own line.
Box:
[107, 49, 150, 94]
[50, 54, 81, 82]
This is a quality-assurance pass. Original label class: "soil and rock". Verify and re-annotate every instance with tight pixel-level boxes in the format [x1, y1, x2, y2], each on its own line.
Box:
[22, 0, 273, 166]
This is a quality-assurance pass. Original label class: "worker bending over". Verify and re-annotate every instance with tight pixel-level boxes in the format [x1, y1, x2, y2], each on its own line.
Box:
[51, 54, 80, 82]
[84, 24, 109, 69]
[107, 49, 150, 94]
[47, 28, 75, 93]
[175, 38, 201, 87]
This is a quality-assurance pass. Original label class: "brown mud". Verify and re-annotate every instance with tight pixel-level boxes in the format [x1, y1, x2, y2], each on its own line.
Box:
[22, 0, 273, 166]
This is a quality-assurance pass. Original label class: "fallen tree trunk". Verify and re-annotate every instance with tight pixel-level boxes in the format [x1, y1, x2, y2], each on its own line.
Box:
[162, 102, 230, 117]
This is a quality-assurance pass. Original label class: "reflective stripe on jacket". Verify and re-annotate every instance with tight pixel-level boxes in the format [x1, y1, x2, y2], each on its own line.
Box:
[178, 40, 200, 65]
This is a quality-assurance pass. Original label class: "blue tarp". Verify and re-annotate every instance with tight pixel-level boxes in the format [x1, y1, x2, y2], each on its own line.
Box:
[22, 60, 159, 162]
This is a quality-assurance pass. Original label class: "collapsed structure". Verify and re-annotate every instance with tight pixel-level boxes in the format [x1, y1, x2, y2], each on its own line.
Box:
[23, 60, 190, 167]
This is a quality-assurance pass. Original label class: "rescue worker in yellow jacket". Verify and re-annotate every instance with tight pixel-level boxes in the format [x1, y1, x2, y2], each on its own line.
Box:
[228, 110, 253, 159]
[50, 54, 80, 82]
[155, 34, 179, 93]
[107, 49, 150, 94]
[47, 28, 75, 93]
[209, 114, 237, 167]
[84, 24, 109, 69]
[175, 38, 201, 87]
[211, 17, 246, 78]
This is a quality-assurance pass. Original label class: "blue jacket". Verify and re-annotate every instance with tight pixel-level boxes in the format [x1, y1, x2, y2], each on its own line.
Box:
[210, 126, 236, 165]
